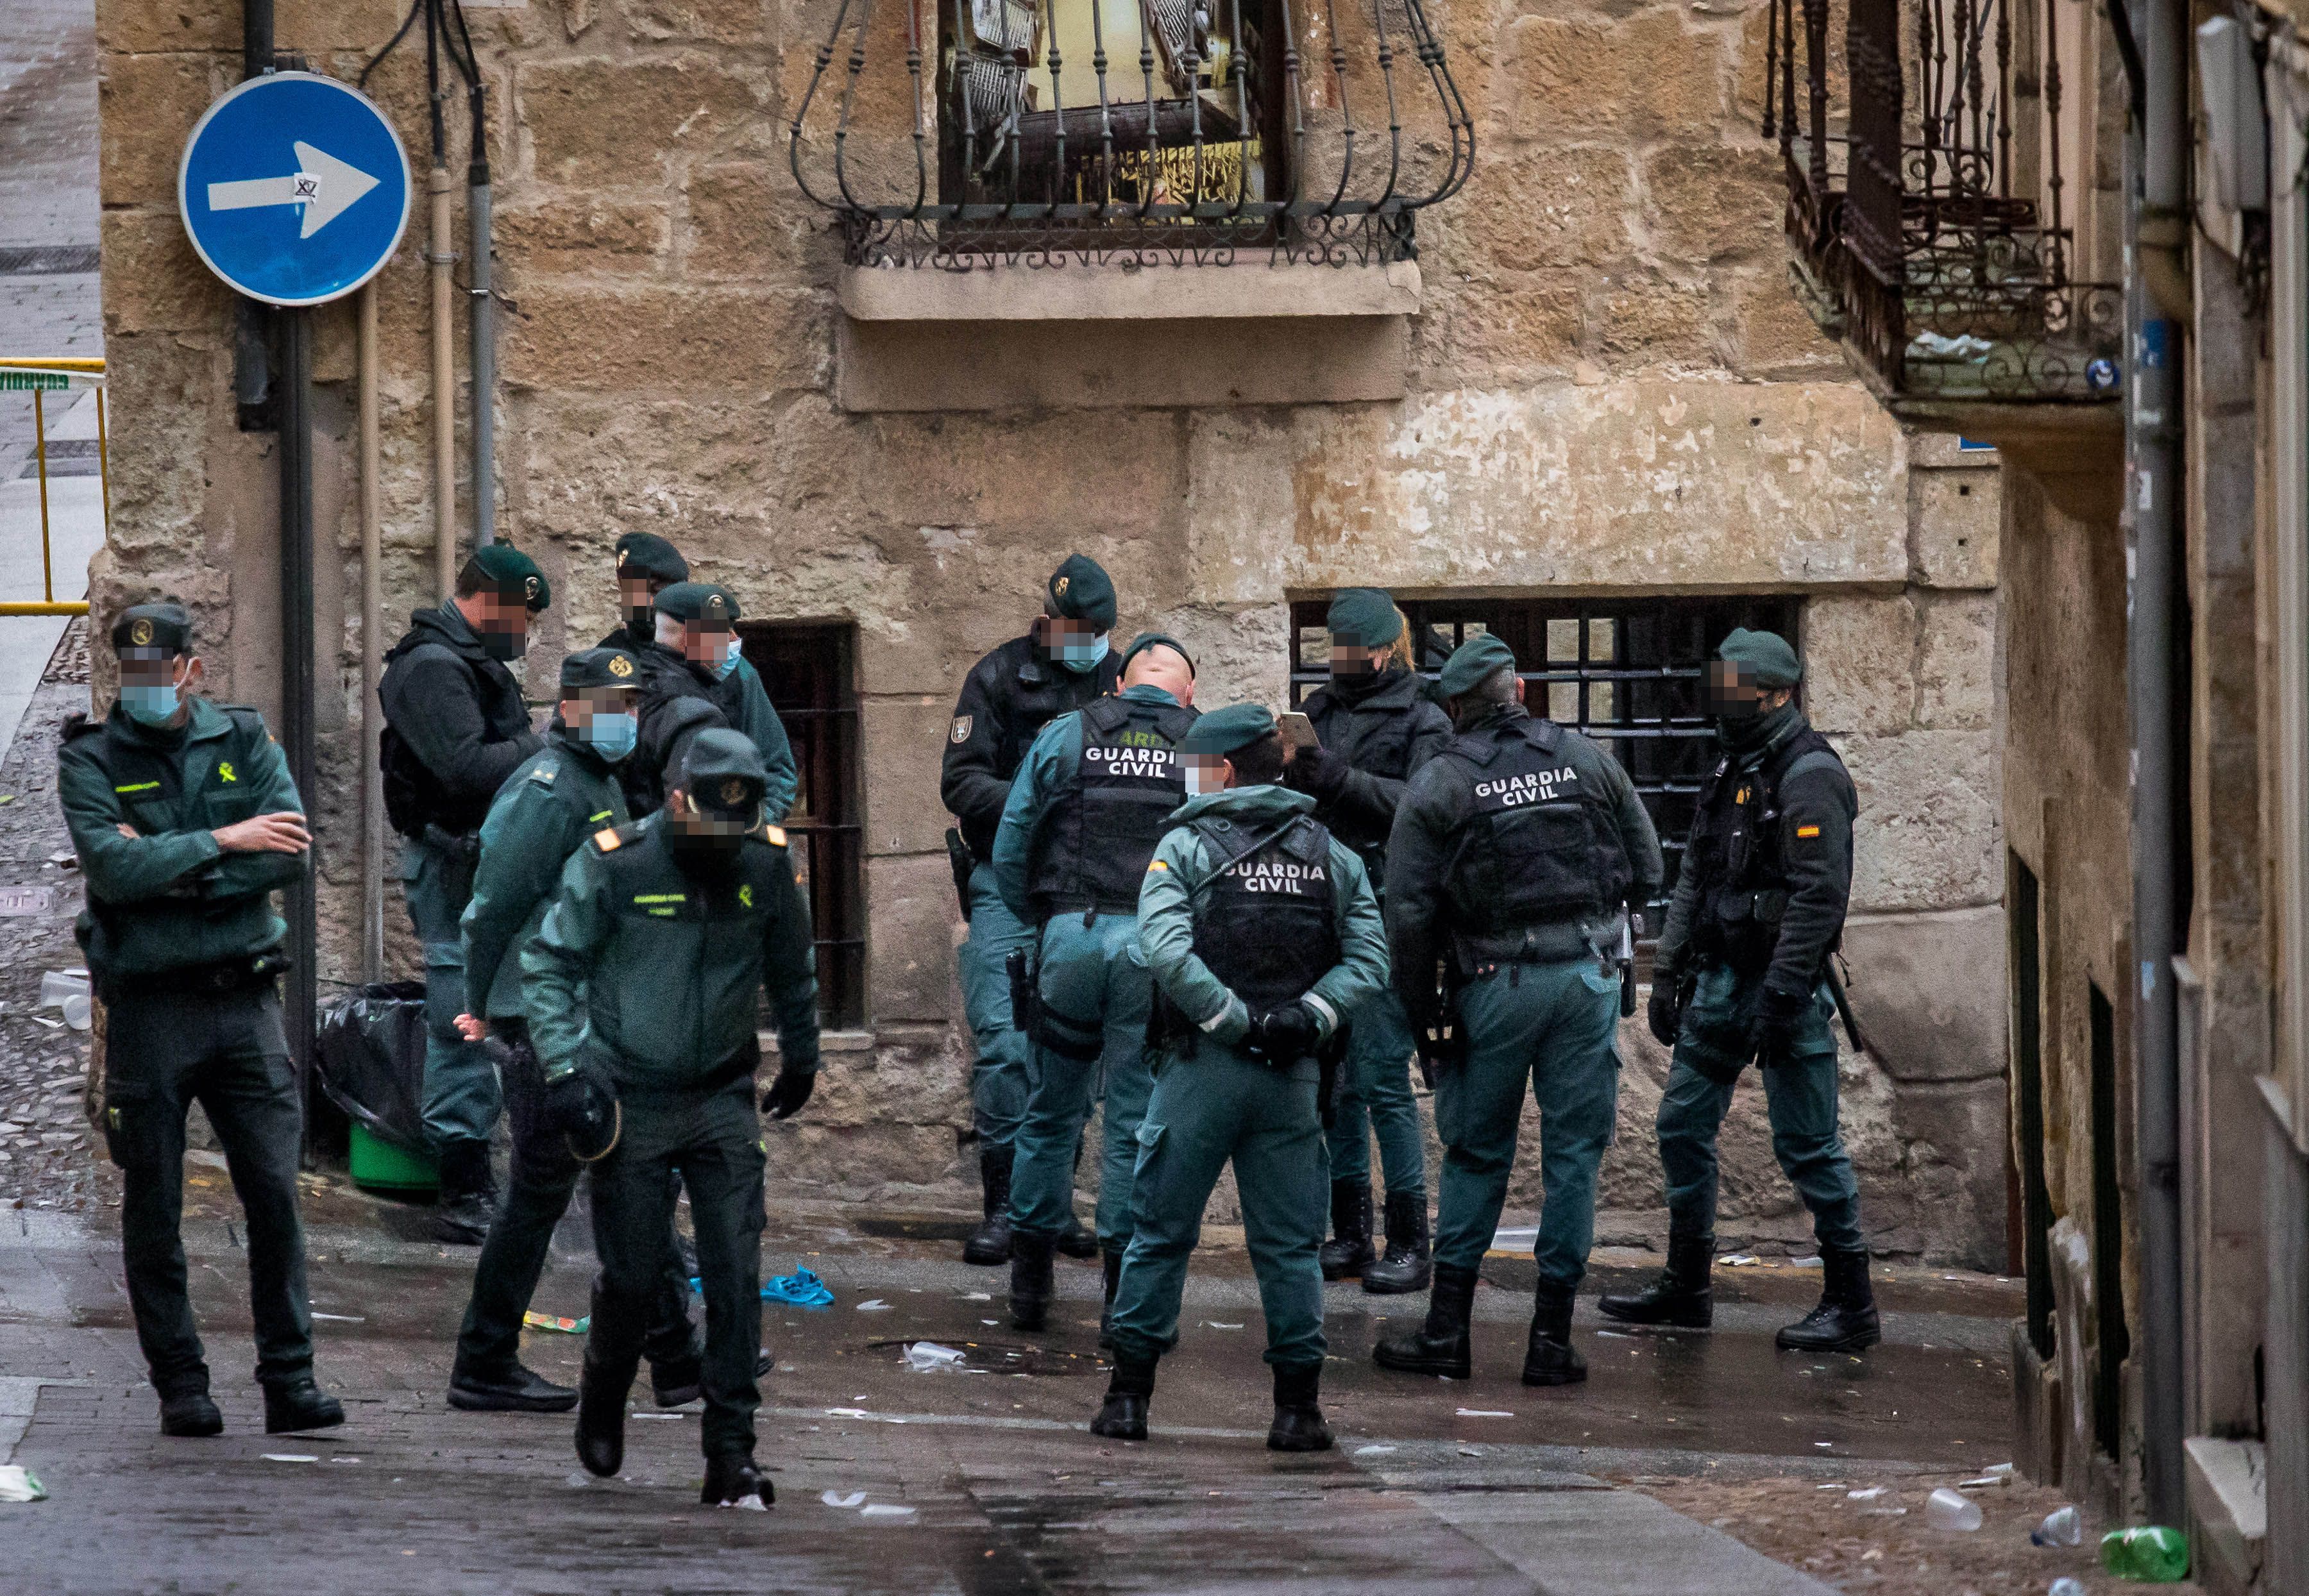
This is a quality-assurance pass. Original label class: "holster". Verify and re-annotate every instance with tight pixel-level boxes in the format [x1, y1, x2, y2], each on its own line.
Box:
[1006, 947, 1051, 1050]
[1412, 960, 1467, 1088]
[945, 828, 975, 923]
[1315, 1023, 1349, 1130]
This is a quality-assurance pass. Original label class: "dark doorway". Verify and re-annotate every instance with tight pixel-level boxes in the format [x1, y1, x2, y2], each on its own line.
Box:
[2088, 979, 2130, 1461]
[2011, 853, 2054, 1358]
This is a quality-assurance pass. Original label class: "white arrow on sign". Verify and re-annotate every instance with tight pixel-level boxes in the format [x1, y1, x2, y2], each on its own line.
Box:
[205, 141, 380, 240]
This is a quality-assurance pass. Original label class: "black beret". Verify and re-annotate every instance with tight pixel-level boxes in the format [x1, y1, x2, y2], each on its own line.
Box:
[654, 582, 740, 625]
[614, 532, 689, 586]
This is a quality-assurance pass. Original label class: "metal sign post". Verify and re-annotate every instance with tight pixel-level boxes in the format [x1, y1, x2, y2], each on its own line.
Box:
[178, 70, 410, 1080]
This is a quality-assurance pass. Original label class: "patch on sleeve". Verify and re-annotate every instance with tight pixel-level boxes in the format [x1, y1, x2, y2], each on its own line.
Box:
[1146, 859, 1169, 872]
[950, 714, 973, 744]
[1795, 824, 1821, 839]
[592, 827, 623, 852]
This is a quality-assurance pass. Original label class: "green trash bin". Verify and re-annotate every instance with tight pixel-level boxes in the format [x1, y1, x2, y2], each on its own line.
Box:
[349, 1121, 437, 1195]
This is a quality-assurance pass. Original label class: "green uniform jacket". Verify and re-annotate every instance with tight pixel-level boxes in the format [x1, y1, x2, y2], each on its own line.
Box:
[990, 681, 1187, 924]
[57, 698, 306, 988]
[459, 725, 631, 1020]
[522, 813, 821, 1091]
[1385, 703, 1662, 1016]
[1136, 785, 1389, 1047]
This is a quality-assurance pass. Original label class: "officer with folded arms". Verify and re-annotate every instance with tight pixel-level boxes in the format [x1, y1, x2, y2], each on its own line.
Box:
[378, 542, 550, 1242]
[601, 532, 690, 655]
[525, 730, 820, 1508]
[1091, 705, 1386, 1451]
[627, 581, 798, 822]
[443, 647, 706, 1415]
[1599, 628, 1877, 1352]
[1373, 635, 1661, 1388]
[942, 555, 1122, 1270]
[992, 631, 1197, 1336]
[1284, 589, 1451, 1294]
[60, 601, 342, 1438]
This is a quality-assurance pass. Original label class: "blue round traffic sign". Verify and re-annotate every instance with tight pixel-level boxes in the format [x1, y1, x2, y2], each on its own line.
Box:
[177, 72, 411, 308]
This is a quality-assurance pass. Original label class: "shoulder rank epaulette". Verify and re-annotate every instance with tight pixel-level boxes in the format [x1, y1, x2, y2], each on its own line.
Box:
[527, 762, 559, 787]
[592, 827, 623, 852]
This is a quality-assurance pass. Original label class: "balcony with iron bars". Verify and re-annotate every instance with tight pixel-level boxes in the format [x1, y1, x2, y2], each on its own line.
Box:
[1766, 0, 2124, 429]
[786, 0, 1473, 408]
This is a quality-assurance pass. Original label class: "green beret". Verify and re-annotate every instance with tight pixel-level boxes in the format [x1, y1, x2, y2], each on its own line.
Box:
[614, 532, 689, 586]
[679, 727, 767, 816]
[654, 582, 740, 626]
[462, 542, 550, 612]
[559, 647, 641, 691]
[1716, 627, 1802, 689]
[1045, 555, 1117, 633]
[1180, 702, 1274, 759]
[1119, 630, 1196, 678]
[1439, 632, 1518, 699]
[110, 601, 192, 659]
[1325, 588, 1402, 648]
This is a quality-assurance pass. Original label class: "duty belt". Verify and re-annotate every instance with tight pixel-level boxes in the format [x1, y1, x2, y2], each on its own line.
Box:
[121, 950, 290, 1000]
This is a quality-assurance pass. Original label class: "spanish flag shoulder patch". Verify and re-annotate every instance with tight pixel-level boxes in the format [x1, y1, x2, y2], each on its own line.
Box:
[1795, 824, 1822, 839]
[1147, 859, 1169, 872]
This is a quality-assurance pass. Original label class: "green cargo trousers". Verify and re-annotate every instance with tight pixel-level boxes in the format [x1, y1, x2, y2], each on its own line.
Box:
[957, 864, 1035, 1150]
[1323, 986, 1427, 1199]
[1009, 911, 1153, 1248]
[1655, 959, 1863, 1254]
[1430, 956, 1622, 1288]
[403, 831, 500, 1150]
[1107, 1044, 1328, 1372]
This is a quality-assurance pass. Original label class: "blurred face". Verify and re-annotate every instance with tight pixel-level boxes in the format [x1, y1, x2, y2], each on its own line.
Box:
[665, 784, 759, 850]
[119, 651, 196, 694]
[681, 620, 735, 666]
[460, 589, 532, 655]
[1329, 637, 1380, 681]
[617, 575, 657, 627]
[1706, 662, 1792, 719]
[1182, 752, 1231, 798]
[562, 684, 637, 734]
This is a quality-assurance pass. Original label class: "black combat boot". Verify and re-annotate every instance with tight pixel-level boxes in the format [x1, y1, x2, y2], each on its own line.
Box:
[263, 1376, 346, 1434]
[1520, 1278, 1587, 1387]
[1598, 1230, 1716, 1329]
[654, 1347, 774, 1408]
[449, 1359, 579, 1413]
[432, 1139, 498, 1246]
[1775, 1246, 1881, 1352]
[1010, 1229, 1057, 1331]
[1089, 1354, 1154, 1440]
[1318, 1181, 1376, 1281]
[574, 1356, 632, 1477]
[1097, 1245, 1124, 1350]
[1372, 1261, 1477, 1379]
[1361, 1191, 1432, 1296]
[159, 1390, 223, 1437]
[962, 1145, 1015, 1266]
[701, 1452, 775, 1508]
[1267, 1364, 1333, 1453]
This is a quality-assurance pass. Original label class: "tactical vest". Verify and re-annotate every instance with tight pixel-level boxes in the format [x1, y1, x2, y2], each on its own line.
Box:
[379, 628, 531, 838]
[1028, 696, 1197, 918]
[1684, 725, 1845, 965]
[1187, 814, 1342, 1013]
[1440, 718, 1632, 953]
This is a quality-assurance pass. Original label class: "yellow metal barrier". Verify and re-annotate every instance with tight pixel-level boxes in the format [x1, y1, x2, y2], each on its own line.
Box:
[0, 358, 105, 616]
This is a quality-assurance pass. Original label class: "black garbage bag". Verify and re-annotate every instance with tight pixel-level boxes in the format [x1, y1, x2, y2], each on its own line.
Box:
[315, 981, 429, 1154]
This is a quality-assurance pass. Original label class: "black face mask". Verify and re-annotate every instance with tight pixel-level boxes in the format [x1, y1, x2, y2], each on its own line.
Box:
[622, 603, 653, 630]
[479, 627, 528, 663]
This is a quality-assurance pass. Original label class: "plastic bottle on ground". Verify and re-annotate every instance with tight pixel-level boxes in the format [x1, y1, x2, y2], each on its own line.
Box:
[2032, 1504, 2083, 1547]
[1925, 1487, 1983, 1531]
[2099, 1525, 2190, 1581]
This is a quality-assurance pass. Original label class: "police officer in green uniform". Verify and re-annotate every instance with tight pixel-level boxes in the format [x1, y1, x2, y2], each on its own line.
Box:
[1373, 635, 1662, 1388]
[600, 532, 689, 655]
[444, 647, 704, 1414]
[60, 603, 343, 1438]
[378, 543, 550, 1241]
[525, 730, 820, 1507]
[1284, 589, 1451, 1293]
[1600, 629, 1878, 1352]
[942, 555, 1121, 1267]
[993, 632, 1198, 1334]
[626, 581, 799, 822]
[1090, 705, 1387, 1450]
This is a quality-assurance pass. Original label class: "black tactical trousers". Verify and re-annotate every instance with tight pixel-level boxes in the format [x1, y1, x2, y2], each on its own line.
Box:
[454, 1024, 697, 1375]
[101, 985, 313, 1397]
[586, 1080, 766, 1459]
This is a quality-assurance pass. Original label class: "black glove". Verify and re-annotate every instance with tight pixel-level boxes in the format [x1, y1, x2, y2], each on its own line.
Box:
[761, 1067, 816, 1120]
[1246, 1003, 1321, 1063]
[545, 1068, 605, 1137]
[1283, 743, 1349, 801]
[1646, 979, 1684, 1048]
[1752, 984, 1811, 1060]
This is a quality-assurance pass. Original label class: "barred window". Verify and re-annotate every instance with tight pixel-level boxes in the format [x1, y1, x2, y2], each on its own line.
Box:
[1286, 595, 1805, 936]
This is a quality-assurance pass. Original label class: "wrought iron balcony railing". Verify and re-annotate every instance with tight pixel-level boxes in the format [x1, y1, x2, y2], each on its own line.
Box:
[1767, 0, 2122, 403]
[788, 0, 1473, 268]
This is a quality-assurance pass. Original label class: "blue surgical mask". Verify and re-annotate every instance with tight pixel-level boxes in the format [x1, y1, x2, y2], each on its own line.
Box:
[1056, 635, 1110, 674]
[119, 682, 180, 728]
[581, 712, 638, 762]
[715, 637, 743, 680]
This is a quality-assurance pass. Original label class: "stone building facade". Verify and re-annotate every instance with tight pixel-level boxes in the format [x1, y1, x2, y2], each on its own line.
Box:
[92, 0, 2008, 1263]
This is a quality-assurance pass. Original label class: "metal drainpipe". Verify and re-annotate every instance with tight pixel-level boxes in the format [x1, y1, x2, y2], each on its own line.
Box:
[430, 164, 457, 594]
[358, 283, 384, 982]
[2127, 0, 2188, 1526]
[467, 81, 495, 548]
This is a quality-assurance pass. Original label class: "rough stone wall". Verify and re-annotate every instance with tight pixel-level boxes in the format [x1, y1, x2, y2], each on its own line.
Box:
[94, 0, 2007, 1261]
